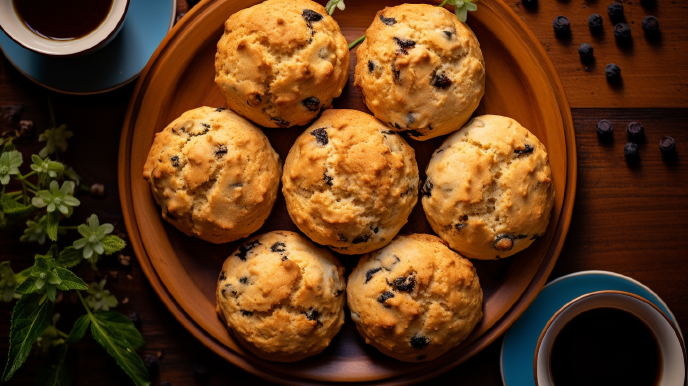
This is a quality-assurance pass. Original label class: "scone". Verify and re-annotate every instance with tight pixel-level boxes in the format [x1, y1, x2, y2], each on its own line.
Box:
[215, 0, 349, 128]
[216, 231, 346, 362]
[142, 107, 282, 244]
[282, 109, 419, 255]
[354, 4, 485, 141]
[422, 115, 555, 260]
[347, 234, 483, 362]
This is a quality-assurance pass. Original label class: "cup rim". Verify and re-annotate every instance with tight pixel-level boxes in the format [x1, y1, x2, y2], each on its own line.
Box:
[533, 290, 686, 386]
[0, 0, 130, 57]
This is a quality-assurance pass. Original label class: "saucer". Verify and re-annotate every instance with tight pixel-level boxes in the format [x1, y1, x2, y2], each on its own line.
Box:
[0, 0, 175, 94]
[501, 270, 684, 386]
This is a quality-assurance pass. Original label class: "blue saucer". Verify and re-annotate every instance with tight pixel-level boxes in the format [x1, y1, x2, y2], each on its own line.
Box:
[0, 0, 174, 94]
[501, 270, 684, 386]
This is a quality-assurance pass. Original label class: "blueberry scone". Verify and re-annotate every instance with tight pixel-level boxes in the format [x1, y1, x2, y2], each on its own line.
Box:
[215, 0, 349, 128]
[142, 107, 282, 244]
[347, 234, 483, 362]
[354, 4, 485, 141]
[282, 109, 419, 255]
[216, 231, 346, 362]
[422, 115, 555, 260]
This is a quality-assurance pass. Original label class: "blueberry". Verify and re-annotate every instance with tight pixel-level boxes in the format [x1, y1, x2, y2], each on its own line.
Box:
[338, 233, 348, 242]
[378, 291, 395, 307]
[302, 9, 323, 23]
[352, 234, 371, 244]
[365, 267, 382, 283]
[455, 223, 467, 230]
[215, 107, 226, 112]
[302, 97, 320, 112]
[393, 276, 416, 292]
[305, 308, 322, 326]
[553, 16, 570, 35]
[660, 137, 676, 155]
[515, 144, 534, 155]
[410, 334, 430, 349]
[642, 16, 659, 33]
[605, 63, 621, 83]
[392, 65, 401, 84]
[614, 23, 631, 40]
[393, 37, 416, 55]
[578, 43, 594, 61]
[626, 122, 644, 141]
[270, 242, 286, 253]
[597, 119, 613, 139]
[379, 15, 397, 26]
[214, 145, 228, 158]
[368, 60, 375, 73]
[522, 0, 537, 9]
[624, 142, 639, 162]
[310, 127, 329, 146]
[270, 117, 289, 127]
[170, 155, 180, 167]
[421, 179, 433, 197]
[240, 309, 253, 316]
[219, 271, 226, 281]
[588, 14, 604, 31]
[235, 240, 261, 261]
[494, 234, 514, 252]
[608, 3, 624, 22]
[432, 73, 452, 89]
[323, 173, 333, 186]
[239, 277, 248, 284]
[443, 30, 453, 39]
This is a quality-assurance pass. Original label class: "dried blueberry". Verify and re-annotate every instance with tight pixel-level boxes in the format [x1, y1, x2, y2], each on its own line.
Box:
[271, 242, 286, 253]
[393, 276, 416, 292]
[270, 117, 290, 128]
[421, 179, 433, 197]
[410, 334, 430, 349]
[302, 9, 323, 23]
[515, 144, 534, 155]
[170, 155, 180, 167]
[614, 23, 631, 40]
[378, 291, 395, 307]
[323, 173, 333, 186]
[382, 130, 397, 135]
[394, 122, 402, 130]
[215, 107, 227, 112]
[624, 142, 639, 162]
[393, 37, 416, 55]
[201, 123, 211, 130]
[443, 30, 453, 39]
[240, 309, 253, 316]
[432, 73, 452, 89]
[302, 97, 320, 112]
[353, 234, 371, 244]
[589, 14, 603, 32]
[305, 308, 322, 326]
[407, 112, 415, 125]
[235, 240, 261, 261]
[215, 145, 228, 158]
[553, 16, 570, 35]
[239, 277, 248, 284]
[494, 234, 514, 252]
[608, 3, 624, 22]
[515, 234, 528, 239]
[660, 136, 676, 156]
[368, 60, 375, 73]
[365, 267, 382, 283]
[392, 65, 401, 84]
[455, 223, 467, 230]
[372, 226, 379, 234]
[338, 234, 349, 242]
[642, 16, 659, 33]
[379, 15, 397, 26]
[310, 127, 328, 146]
[597, 120, 613, 138]
[626, 122, 644, 141]
[335, 289, 344, 297]
[578, 43, 594, 61]
[219, 271, 226, 281]
[605, 63, 621, 83]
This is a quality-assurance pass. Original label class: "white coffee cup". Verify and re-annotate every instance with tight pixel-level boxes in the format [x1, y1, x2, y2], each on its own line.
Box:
[534, 290, 686, 386]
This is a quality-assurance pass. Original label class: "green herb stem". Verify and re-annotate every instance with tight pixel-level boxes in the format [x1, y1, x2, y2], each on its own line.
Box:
[348, 34, 366, 50]
[56, 329, 69, 339]
[76, 291, 93, 317]
[18, 171, 37, 180]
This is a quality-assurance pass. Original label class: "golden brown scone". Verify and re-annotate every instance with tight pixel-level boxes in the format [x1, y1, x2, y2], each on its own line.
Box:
[347, 234, 483, 362]
[354, 4, 485, 141]
[282, 109, 419, 255]
[142, 107, 282, 244]
[215, 0, 349, 128]
[216, 231, 346, 362]
[422, 115, 555, 260]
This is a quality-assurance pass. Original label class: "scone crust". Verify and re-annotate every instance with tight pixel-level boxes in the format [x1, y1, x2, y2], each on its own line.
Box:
[215, 0, 349, 128]
[282, 109, 419, 255]
[142, 107, 282, 244]
[216, 231, 346, 362]
[347, 234, 483, 362]
[354, 4, 485, 141]
[422, 115, 555, 259]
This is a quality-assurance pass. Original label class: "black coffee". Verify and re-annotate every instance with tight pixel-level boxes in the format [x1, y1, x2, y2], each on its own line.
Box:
[550, 307, 660, 386]
[13, 0, 113, 41]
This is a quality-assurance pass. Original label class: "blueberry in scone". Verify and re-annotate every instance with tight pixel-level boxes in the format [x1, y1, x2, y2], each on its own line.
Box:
[353, 4, 485, 141]
[282, 109, 419, 255]
[347, 234, 483, 362]
[422, 115, 555, 259]
[214, 0, 349, 128]
[216, 231, 346, 362]
[142, 106, 282, 243]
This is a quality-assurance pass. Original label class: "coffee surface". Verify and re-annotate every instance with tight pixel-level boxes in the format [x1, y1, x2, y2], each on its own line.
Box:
[550, 307, 660, 386]
[13, 0, 113, 41]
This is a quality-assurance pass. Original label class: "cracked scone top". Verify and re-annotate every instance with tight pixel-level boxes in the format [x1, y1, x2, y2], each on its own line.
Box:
[214, 0, 349, 128]
[142, 107, 282, 244]
[216, 231, 346, 362]
[347, 234, 483, 362]
[353, 4, 485, 141]
[282, 109, 419, 255]
[422, 115, 555, 260]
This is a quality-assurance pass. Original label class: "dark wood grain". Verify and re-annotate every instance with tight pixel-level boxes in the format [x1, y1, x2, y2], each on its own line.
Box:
[1, 0, 688, 385]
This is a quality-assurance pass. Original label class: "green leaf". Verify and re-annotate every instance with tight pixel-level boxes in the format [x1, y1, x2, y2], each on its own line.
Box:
[54, 268, 88, 291]
[2, 293, 54, 381]
[64, 315, 89, 345]
[92, 311, 144, 349]
[46, 211, 60, 242]
[0, 194, 34, 219]
[89, 312, 150, 386]
[15, 276, 38, 295]
[56, 247, 83, 268]
[36, 344, 73, 386]
[100, 235, 126, 255]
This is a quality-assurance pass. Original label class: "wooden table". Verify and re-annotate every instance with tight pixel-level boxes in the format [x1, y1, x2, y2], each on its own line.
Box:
[1, 0, 686, 385]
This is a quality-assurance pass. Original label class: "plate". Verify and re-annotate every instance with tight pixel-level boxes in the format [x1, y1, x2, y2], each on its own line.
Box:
[118, 0, 577, 384]
[501, 270, 685, 386]
[0, 0, 176, 95]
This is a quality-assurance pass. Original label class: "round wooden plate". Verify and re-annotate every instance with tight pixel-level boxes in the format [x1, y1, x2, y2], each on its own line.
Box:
[118, 0, 577, 384]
